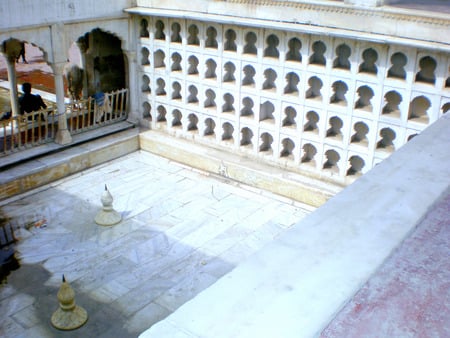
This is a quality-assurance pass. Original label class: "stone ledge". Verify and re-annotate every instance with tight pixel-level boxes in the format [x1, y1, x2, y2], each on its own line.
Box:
[0, 127, 139, 202]
[139, 130, 342, 207]
[139, 114, 450, 337]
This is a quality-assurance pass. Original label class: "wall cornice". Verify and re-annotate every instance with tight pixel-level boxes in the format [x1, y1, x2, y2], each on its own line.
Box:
[223, 0, 449, 26]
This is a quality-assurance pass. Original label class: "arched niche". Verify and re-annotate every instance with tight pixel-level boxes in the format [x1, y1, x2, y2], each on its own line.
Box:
[346, 156, 365, 176]
[259, 132, 273, 153]
[264, 34, 280, 58]
[387, 52, 407, 79]
[171, 109, 182, 127]
[187, 113, 198, 131]
[382, 90, 402, 118]
[301, 143, 317, 166]
[323, 149, 340, 173]
[240, 127, 253, 146]
[333, 44, 351, 70]
[282, 106, 297, 127]
[350, 121, 369, 146]
[204, 117, 216, 137]
[415, 56, 437, 84]
[156, 105, 167, 122]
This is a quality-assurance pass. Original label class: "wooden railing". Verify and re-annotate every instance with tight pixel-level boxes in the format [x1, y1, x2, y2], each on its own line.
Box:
[67, 88, 128, 134]
[0, 88, 128, 156]
[0, 107, 59, 155]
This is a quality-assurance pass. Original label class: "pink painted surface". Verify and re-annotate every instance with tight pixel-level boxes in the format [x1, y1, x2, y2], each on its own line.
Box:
[321, 191, 450, 338]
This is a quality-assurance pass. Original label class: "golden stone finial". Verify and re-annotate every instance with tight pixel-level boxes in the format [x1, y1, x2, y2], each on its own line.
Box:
[51, 275, 88, 330]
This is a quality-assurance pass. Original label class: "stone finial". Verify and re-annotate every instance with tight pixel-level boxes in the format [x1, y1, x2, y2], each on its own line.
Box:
[94, 185, 122, 226]
[51, 275, 88, 330]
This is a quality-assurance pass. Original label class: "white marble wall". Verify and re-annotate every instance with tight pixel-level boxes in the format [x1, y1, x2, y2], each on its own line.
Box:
[136, 16, 450, 183]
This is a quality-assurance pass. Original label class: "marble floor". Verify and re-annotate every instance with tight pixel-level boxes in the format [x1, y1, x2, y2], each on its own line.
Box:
[0, 150, 311, 338]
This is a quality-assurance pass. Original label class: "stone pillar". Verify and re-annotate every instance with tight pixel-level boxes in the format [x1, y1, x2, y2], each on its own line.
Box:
[124, 50, 140, 124]
[344, 0, 386, 6]
[4, 54, 20, 117]
[52, 62, 72, 145]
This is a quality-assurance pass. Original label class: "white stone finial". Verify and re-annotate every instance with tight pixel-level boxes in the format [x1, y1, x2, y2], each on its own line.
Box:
[94, 185, 122, 226]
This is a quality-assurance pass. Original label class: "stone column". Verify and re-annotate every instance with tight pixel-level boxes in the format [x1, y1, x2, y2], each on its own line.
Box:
[344, 0, 386, 6]
[124, 50, 140, 124]
[52, 62, 72, 145]
[4, 54, 20, 117]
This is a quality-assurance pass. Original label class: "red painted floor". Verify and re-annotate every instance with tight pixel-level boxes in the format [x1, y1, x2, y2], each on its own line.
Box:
[321, 190, 450, 337]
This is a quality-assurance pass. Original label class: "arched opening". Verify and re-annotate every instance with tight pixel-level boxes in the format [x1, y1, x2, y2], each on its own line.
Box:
[224, 29, 237, 52]
[326, 116, 343, 140]
[205, 59, 217, 79]
[156, 105, 167, 122]
[346, 156, 365, 176]
[79, 28, 126, 94]
[387, 52, 407, 79]
[187, 85, 198, 104]
[204, 89, 216, 108]
[305, 76, 323, 100]
[377, 127, 396, 150]
[286, 38, 302, 62]
[260, 101, 275, 122]
[259, 132, 273, 153]
[142, 101, 151, 120]
[242, 65, 256, 87]
[156, 78, 166, 96]
[284, 72, 299, 95]
[301, 143, 317, 165]
[223, 62, 236, 83]
[205, 27, 218, 49]
[222, 122, 234, 141]
[204, 118, 216, 137]
[188, 56, 199, 75]
[264, 34, 280, 58]
[187, 113, 198, 131]
[171, 109, 182, 127]
[154, 50, 165, 68]
[309, 41, 326, 66]
[280, 138, 295, 158]
[333, 44, 351, 70]
[355, 85, 374, 111]
[323, 149, 340, 172]
[141, 75, 150, 93]
[171, 22, 182, 43]
[359, 48, 378, 74]
[282, 106, 297, 127]
[141, 47, 150, 66]
[382, 90, 402, 117]
[155, 20, 166, 40]
[140, 18, 149, 38]
[244, 32, 257, 55]
[241, 97, 254, 117]
[415, 56, 436, 84]
[171, 81, 182, 100]
[171, 52, 182, 72]
[222, 93, 235, 113]
[303, 111, 319, 134]
[408, 95, 430, 123]
[350, 122, 369, 146]
[330, 81, 348, 105]
[187, 24, 200, 45]
[262, 68, 277, 91]
[240, 127, 253, 147]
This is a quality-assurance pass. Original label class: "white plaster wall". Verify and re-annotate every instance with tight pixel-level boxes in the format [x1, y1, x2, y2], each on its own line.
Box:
[0, 0, 133, 31]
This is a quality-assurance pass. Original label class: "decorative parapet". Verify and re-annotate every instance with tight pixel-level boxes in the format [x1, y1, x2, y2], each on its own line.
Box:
[131, 0, 450, 49]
